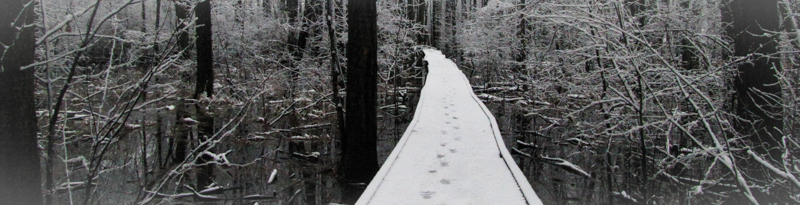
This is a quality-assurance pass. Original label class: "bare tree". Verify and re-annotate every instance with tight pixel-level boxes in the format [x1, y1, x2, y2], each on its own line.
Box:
[341, 0, 379, 202]
[194, 0, 215, 190]
[724, 0, 786, 202]
[175, 0, 190, 58]
[0, 0, 41, 204]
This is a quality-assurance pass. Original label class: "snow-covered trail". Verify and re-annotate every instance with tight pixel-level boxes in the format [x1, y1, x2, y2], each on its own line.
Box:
[356, 49, 543, 205]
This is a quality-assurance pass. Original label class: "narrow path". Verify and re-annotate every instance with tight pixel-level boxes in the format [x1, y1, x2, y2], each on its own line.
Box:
[356, 49, 543, 205]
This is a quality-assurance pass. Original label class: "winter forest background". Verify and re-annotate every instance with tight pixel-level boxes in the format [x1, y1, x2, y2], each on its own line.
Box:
[1, 0, 799, 204]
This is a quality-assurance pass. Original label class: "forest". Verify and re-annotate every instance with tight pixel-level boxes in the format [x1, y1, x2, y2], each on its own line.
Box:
[0, 0, 799, 204]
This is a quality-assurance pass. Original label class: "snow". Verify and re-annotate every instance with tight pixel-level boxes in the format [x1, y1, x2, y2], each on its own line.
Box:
[268, 169, 278, 184]
[613, 191, 638, 203]
[539, 156, 591, 178]
[356, 49, 542, 205]
[182, 117, 199, 125]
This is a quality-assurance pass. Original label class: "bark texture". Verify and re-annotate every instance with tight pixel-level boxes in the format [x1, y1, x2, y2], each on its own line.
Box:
[341, 0, 379, 202]
[0, 0, 43, 204]
[194, 0, 215, 190]
[726, 0, 783, 165]
[724, 0, 785, 202]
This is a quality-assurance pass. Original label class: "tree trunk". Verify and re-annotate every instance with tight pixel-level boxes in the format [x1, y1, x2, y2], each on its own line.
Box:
[440, 0, 447, 50]
[155, 0, 161, 52]
[626, 0, 647, 28]
[172, 98, 190, 166]
[236, 0, 244, 29]
[284, 0, 301, 149]
[194, 0, 215, 190]
[175, 1, 190, 58]
[341, 0, 379, 202]
[328, 0, 344, 148]
[723, 0, 785, 202]
[417, 0, 427, 44]
[515, 0, 527, 73]
[156, 112, 163, 172]
[0, 0, 42, 204]
[428, 0, 436, 46]
[139, 115, 148, 196]
[141, 1, 147, 33]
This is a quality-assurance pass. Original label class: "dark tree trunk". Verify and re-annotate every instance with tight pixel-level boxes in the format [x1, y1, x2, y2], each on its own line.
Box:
[139, 116, 148, 196]
[440, 0, 450, 54]
[284, 0, 315, 156]
[142, 1, 147, 32]
[285, 0, 301, 61]
[625, 0, 647, 28]
[172, 98, 190, 166]
[439, 0, 447, 50]
[341, 0, 379, 202]
[446, 0, 457, 56]
[680, 38, 700, 70]
[406, 0, 426, 45]
[428, 0, 436, 46]
[284, 0, 301, 149]
[406, 0, 415, 23]
[194, 0, 215, 190]
[236, 0, 244, 29]
[0, 0, 42, 204]
[195, 0, 214, 100]
[156, 112, 163, 172]
[300, 2, 322, 204]
[725, 0, 783, 168]
[417, 0, 427, 45]
[155, 0, 161, 52]
[515, 0, 527, 73]
[327, 0, 344, 145]
[175, 1, 190, 58]
[723, 0, 785, 202]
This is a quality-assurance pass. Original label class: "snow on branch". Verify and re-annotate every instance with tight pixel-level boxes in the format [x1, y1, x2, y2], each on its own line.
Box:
[511, 148, 591, 179]
[55, 181, 96, 194]
[144, 185, 230, 202]
[268, 169, 278, 184]
[247, 123, 331, 141]
[516, 140, 537, 149]
[612, 191, 639, 204]
[747, 150, 800, 189]
[539, 156, 592, 179]
[195, 150, 232, 167]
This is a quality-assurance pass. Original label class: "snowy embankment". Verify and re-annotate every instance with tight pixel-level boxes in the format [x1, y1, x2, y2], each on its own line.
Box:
[356, 49, 543, 205]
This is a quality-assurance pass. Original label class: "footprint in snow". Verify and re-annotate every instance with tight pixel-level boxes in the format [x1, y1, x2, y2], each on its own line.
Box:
[453, 126, 460, 130]
[441, 130, 448, 134]
[440, 179, 451, 185]
[429, 169, 437, 173]
[445, 121, 451, 124]
[452, 116, 458, 119]
[454, 137, 461, 141]
[420, 191, 436, 199]
[437, 153, 445, 158]
[440, 142, 447, 147]
[450, 148, 457, 153]
[440, 161, 449, 167]
[444, 113, 449, 116]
